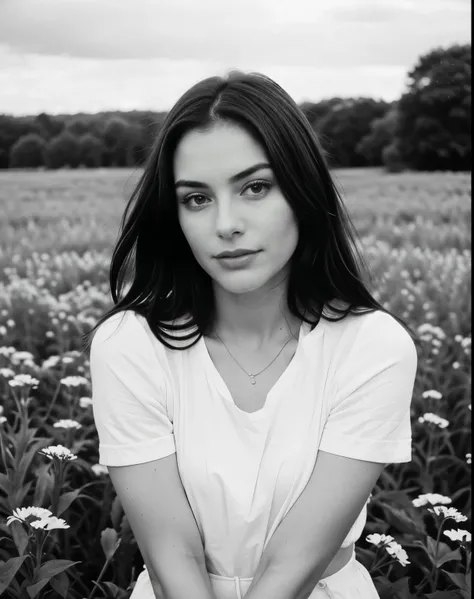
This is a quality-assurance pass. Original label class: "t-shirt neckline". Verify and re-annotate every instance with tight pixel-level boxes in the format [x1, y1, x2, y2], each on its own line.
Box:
[199, 320, 309, 420]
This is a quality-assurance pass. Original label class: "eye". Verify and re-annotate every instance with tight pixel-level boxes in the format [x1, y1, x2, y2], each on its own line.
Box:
[179, 179, 273, 210]
[179, 194, 209, 209]
[243, 180, 273, 196]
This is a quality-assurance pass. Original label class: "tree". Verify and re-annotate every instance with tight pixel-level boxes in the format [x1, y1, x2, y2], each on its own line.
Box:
[0, 149, 8, 169]
[395, 43, 471, 171]
[315, 98, 390, 167]
[78, 133, 104, 167]
[102, 116, 133, 166]
[356, 105, 399, 166]
[33, 113, 64, 140]
[0, 115, 35, 163]
[66, 119, 90, 137]
[43, 131, 81, 169]
[9, 133, 47, 168]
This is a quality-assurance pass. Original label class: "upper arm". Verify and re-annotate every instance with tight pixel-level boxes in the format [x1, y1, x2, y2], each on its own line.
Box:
[90, 311, 176, 467]
[108, 454, 206, 569]
[89, 311, 206, 569]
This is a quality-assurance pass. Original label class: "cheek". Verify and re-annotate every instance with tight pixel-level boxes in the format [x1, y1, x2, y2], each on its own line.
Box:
[179, 215, 206, 255]
[268, 208, 299, 253]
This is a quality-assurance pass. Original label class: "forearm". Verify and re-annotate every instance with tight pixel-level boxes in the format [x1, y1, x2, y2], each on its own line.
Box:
[244, 557, 325, 599]
[148, 551, 217, 599]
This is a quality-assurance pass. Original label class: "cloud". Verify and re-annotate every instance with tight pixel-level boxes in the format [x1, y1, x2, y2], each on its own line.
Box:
[0, 42, 409, 116]
[0, 0, 469, 66]
[0, 0, 469, 115]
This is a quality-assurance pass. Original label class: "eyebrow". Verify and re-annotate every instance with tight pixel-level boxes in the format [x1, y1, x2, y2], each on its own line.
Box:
[175, 162, 272, 189]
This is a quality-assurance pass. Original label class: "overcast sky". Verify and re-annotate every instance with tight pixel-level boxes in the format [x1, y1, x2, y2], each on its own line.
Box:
[0, 0, 470, 117]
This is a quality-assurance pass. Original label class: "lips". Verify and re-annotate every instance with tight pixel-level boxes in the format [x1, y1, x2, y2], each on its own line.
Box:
[216, 250, 260, 259]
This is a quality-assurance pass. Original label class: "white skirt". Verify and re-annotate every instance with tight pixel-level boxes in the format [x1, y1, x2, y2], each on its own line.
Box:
[129, 548, 380, 598]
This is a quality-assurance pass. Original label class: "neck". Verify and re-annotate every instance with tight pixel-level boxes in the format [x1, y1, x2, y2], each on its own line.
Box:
[210, 273, 302, 350]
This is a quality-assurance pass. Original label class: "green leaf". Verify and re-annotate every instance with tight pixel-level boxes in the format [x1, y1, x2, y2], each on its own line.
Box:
[425, 537, 463, 568]
[35, 559, 80, 581]
[426, 537, 439, 563]
[0, 473, 11, 495]
[49, 571, 69, 598]
[32, 464, 54, 507]
[380, 503, 420, 536]
[444, 572, 471, 592]
[391, 577, 415, 599]
[56, 489, 81, 516]
[0, 556, 29, 594]
[100, 528, 121, 561]
[374, 576, 414, 599]
[436, 547, 462, 568]
[9, 522, 29, 557]
[102, 581, 123, 598]
[26, 578, 50, 598]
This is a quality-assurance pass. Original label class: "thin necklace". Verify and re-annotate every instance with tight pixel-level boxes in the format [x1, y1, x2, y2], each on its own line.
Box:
[214, 328, 296, 386]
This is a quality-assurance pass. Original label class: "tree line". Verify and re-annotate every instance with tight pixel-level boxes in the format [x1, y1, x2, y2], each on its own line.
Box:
[0, 43, 470, 173]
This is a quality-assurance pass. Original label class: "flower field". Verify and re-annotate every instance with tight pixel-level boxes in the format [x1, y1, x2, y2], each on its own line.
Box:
[0, 167, 471, 598]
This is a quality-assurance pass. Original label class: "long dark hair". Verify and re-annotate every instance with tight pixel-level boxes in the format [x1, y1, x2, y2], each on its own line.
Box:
[81, 69, 420, 354]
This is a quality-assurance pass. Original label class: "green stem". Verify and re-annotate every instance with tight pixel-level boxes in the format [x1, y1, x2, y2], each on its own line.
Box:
[50, 460, 65, 515]
[0, 427, 9, 472]
[35, 532, 43, 569]
[87, 558, 112, 599]
[413, 573, 429, 595]
[43, 366, 67, 422]
[465, 545, 471, 573]
[431, 517, 446, 590]
[426, 431, 434, 479]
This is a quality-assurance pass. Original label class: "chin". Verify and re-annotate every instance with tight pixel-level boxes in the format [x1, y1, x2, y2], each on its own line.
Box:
[214, 273, 274, 295]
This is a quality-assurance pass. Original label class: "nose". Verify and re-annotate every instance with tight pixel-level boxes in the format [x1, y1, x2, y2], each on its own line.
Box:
[215, 198, 245, 239]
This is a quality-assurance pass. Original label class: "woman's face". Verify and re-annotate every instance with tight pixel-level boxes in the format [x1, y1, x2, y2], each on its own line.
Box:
[174, 122, 299, 296]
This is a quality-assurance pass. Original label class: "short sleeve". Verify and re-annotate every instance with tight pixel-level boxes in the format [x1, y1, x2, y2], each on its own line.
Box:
[319, 312, 418, 464]
[90, 311, 176, 467]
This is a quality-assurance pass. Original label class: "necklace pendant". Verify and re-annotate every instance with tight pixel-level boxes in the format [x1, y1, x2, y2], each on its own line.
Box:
[250, 375, 256, 385]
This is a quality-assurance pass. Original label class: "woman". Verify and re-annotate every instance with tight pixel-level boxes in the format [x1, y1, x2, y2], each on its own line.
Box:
[84, 70, 419, 599]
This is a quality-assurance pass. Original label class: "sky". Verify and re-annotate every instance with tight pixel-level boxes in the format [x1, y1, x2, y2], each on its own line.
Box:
[0, 0, 470, 117]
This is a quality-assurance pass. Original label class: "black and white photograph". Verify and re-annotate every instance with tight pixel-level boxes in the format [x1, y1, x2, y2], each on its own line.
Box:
[0, 1, 471, 598]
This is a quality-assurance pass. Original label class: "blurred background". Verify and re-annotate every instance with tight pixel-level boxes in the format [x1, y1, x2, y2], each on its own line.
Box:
[0, 0, 471, 172]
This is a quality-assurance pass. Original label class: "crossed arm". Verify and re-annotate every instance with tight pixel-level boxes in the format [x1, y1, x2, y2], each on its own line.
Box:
[108, 449, 383, 599]
[243, 450, 385, 599]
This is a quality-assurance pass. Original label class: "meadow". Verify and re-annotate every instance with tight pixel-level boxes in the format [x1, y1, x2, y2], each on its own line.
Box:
[0, 167, 471, 598]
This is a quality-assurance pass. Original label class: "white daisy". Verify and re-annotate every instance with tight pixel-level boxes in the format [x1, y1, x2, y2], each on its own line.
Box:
[412, 493, 452, 508]
[428, 506, 468, 523]
[443, 529, 471, 544]
[39, 445, 78, 461]
[53, 419, 82, 430]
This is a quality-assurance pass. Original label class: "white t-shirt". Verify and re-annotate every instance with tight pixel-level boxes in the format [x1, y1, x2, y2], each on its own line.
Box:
[90, 307, 417, 578]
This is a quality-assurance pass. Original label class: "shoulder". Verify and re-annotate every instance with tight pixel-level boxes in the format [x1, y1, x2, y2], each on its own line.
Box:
[91, 310, 171, 367]
[90, 309, 197, 363]
[89, 310, 173, 391]
[91, 310, 145, 353]
[326, 308, 417, 363]
[345, 310, 417, 364]
[353, 310, 415, 346]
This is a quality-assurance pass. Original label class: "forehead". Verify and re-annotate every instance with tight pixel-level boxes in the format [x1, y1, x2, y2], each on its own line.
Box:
[173, 123, 267, 179]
